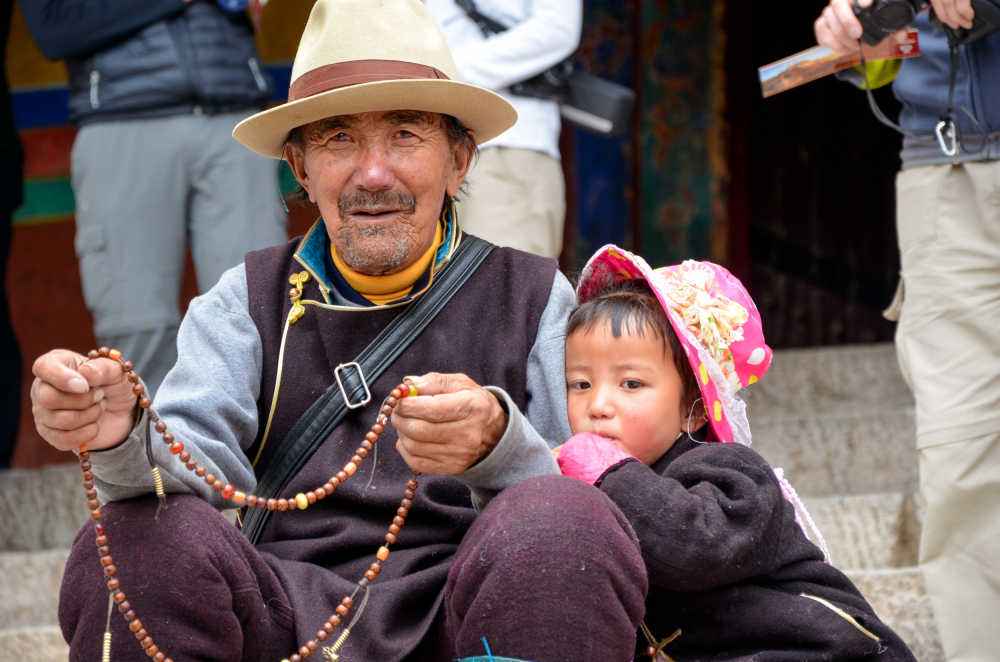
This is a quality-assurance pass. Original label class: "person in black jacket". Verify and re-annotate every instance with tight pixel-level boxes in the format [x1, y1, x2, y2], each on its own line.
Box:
[556, 244, 917, 661]
[21, 0, 287, 396]
[0, 0, 23, 467]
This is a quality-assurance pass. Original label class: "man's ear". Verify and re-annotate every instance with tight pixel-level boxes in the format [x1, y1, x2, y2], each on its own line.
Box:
[446, 142, 474, 198]
[283, 142, 314, 203]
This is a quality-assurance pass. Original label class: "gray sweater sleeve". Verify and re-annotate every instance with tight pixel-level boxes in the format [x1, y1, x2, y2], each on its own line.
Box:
[87, 264, 262, 507]
[455, 270, 575, 509]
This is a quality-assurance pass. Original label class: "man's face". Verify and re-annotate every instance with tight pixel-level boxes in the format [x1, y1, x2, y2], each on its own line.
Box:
[285, 111, 472, 275]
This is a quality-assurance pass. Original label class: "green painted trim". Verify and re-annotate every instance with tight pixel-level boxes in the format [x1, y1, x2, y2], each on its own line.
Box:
[12, 177, 75, 225]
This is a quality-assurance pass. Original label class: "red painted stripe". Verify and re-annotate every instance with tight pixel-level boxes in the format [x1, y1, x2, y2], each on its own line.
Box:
[20, 126, 77, 178]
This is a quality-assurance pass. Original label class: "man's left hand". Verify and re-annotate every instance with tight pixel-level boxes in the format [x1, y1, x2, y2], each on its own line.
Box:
[391, 372, 507, 475]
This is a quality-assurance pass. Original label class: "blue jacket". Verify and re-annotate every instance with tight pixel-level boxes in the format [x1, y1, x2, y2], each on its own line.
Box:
[894, 13, 1000, 167]
[22, 0, 273, 126]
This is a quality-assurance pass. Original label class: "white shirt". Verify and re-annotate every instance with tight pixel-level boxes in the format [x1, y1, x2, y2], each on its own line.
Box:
[425, 0, 582, 160]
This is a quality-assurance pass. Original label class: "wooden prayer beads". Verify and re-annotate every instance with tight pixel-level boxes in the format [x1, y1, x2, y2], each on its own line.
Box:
[78, 346, 421, 662]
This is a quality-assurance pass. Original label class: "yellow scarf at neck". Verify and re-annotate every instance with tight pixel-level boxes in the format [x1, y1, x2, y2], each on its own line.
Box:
[330, 221, 443, 305]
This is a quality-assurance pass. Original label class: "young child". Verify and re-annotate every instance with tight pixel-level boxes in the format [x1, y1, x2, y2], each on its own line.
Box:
[556, 245, 916, 661]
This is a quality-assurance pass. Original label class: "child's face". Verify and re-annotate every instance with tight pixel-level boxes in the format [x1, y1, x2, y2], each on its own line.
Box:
[565, 321, 687, 465]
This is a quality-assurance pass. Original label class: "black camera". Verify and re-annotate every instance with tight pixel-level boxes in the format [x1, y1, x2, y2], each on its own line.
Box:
[854, 0, 1000, 45]
[853, 0, 928, 45]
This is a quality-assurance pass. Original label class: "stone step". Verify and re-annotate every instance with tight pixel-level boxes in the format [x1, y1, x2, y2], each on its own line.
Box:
[802, 491, 922, 571]
[0, 626, 68, 662]
[0, 549, 66, 630]
[0, 463, 88, 551]
[745, 342, 912, 417]
[848, 567, 943, 662]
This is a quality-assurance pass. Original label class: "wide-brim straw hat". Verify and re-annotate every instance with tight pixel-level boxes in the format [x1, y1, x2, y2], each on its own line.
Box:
[233, 0, 517, 159]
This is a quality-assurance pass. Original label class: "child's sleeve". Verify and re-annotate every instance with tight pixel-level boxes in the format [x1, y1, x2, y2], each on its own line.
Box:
[597, 445, 790, 592]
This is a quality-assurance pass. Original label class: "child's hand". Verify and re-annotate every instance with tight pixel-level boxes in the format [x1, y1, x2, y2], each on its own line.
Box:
[557, 432, 635, 485]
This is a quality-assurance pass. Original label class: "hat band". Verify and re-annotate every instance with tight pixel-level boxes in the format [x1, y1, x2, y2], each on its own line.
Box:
[289, 59, 450, 102]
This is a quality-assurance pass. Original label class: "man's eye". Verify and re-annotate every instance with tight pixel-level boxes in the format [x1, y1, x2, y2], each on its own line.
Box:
[396, 129, 417, 139]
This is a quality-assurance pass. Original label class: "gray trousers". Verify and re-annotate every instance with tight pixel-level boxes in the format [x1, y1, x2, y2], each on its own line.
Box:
[70, 111, 287, 394]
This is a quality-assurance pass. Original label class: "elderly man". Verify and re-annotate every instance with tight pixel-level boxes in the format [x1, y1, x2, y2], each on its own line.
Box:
[30, 1, 645, 661]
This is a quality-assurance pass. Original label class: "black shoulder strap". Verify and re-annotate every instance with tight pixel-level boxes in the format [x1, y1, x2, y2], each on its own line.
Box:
[454, 0, 508, 37]
[241, 235, 494, 544]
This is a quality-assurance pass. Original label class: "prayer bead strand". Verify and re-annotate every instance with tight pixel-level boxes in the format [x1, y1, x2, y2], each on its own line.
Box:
[78, 346, 421, 661]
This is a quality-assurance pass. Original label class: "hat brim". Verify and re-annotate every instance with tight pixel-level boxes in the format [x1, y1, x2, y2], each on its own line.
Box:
[233, 78, 517, 158]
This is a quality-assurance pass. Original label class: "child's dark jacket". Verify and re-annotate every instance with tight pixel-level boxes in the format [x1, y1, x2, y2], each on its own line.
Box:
[596, 436, 916, 661]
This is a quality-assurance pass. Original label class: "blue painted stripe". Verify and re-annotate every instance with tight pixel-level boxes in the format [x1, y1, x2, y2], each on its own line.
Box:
[11, 63, 294, 130]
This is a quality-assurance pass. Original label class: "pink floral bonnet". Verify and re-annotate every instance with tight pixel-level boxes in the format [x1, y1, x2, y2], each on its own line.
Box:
[575, 244, 773, 446]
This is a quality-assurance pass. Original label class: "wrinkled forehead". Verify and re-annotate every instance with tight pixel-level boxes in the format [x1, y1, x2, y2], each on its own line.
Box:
[299, 110, 446, 138]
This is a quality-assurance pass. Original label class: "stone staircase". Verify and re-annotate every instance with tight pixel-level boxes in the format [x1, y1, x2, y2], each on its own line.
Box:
[0, 342, 942, 660]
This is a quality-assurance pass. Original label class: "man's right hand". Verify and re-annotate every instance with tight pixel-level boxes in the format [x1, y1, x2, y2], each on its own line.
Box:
[31, 349, 138, 452]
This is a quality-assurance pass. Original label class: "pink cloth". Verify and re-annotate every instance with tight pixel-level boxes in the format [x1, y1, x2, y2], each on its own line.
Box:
[557, 433, 635, 485]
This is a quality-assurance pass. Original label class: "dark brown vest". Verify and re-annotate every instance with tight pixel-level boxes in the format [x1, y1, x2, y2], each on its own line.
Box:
[243, 236, 557, 659]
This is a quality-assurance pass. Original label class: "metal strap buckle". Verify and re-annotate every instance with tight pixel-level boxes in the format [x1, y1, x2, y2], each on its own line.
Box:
[936, 119, 958, 158]
[334, 362, 371, 410]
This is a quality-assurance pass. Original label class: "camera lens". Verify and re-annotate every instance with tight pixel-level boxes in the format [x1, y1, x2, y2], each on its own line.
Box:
[871, 0, 917, 29]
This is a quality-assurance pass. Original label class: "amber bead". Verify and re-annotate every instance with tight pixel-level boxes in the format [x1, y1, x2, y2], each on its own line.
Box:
[365, 431, 378, 442]
[372, 423, 384, 434]
[335, 604, 349, 616]
[343, 462, 357, 476]
[393, 516, 405, 527]
[97, 544, 110, 556]
[100, 555, 113, 566]
[323, 482, 335, 494]
[195, 466, 206, 477]
[380, 404, 392, 415]
[124, 609, 136, 621]
[397, 506, 409, 517]
[336, 471, 348, 482]
[94, 523, 105, 535]
[401, 497, 413, 509]
[95, 534, 108, 547]
[376, 545, 390, 560]
[307, 640, 318, 652]
[403, 489, 415, 500]
[127, 371, 139, 384]
[154, 652, 166, 662]
[129, 619, 143, 633]
[132, 384, 145, 395]
[88, 350, 99, 359]
[204, 472, 216, 484]
[384, 533, 397, 545]
[155, 421, 167, 433]
[245, 494, 258, 507]
[306, 491, 317, 504]
[139, 634, 152, 646]
[178, 451, 190, 462]
[647, 646, 657, 657]
[139, 396, 151, 408]
[357, 447, 369, 459]
[107, 578, 120, 591]
[186, 459, 198, 470]
[407, 479, 418, 490]
[364, 569, 377, 581]
[170, 442, 184, 455]
[317, 629, 328, 641]
[388, 524, 400, 535]
[118, 601, 131, 613]
[162, 432, 174, 443]
[221, 484, 234, 499]
[90, 509, 102, 520]
[112, 590, 126, 603]
[103, 564, 116, 576]
[314, 487, 326, 500]
[299, 645, 310, 656]
[266, 498, 277, 510]
[322, 622, 335, 634]
[80, 461, 92, 472]
[98, 347, 110, 356]
[360, 440, 373, 451]
[83, 470, 94, 480]
[290, 655, 302, 662]
[328, 614, 342, 626]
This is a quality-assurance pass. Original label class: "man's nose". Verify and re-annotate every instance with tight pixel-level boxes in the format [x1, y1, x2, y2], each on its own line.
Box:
[355, 142, 395, 190]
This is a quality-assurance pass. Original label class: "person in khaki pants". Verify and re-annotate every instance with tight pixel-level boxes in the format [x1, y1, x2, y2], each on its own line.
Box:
[816, 1, 1000, 659]
[427, 0, 581, 259]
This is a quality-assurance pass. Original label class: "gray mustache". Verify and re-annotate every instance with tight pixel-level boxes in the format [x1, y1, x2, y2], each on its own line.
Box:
[338, 190, 416, 216]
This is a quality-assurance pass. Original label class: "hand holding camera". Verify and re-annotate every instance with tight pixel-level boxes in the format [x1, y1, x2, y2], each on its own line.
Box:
[816, 0, 996, 51]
